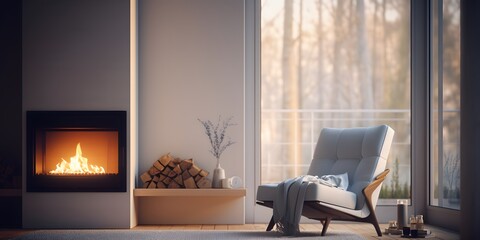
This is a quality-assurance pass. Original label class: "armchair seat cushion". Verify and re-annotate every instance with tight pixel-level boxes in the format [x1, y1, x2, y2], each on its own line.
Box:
[257, 182, 357, 210]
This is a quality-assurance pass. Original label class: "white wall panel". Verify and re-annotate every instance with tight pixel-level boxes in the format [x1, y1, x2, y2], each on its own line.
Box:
[138, 0, 244, 189]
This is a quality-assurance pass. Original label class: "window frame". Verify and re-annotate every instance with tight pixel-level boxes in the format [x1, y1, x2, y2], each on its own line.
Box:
[245, 0, 460, 229]
[425, 0, 461, 230]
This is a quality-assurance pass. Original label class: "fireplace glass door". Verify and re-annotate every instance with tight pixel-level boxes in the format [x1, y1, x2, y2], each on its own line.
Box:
[27, 111, 126, 192]
[36, 130, 118, 176]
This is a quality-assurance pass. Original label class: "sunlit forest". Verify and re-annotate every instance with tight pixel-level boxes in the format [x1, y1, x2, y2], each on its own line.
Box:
[260, 0, 460, 206]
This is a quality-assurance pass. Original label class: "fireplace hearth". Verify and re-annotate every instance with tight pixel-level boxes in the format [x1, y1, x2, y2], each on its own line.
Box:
[26, 111, 126, 192]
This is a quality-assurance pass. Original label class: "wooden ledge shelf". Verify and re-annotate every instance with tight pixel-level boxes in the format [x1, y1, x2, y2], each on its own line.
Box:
[135, 188, 246, 224]
[134, 188, 246, 197]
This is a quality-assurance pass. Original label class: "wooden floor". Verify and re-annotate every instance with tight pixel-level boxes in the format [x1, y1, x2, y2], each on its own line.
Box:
[0, 223, 459, 240]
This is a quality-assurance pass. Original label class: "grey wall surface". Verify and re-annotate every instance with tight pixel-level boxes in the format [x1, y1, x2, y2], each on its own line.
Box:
[0, 0, 22, 181]
[22, 0, 131, 228]
[138, 0, 245, 186]
[0, 0, 22, 228]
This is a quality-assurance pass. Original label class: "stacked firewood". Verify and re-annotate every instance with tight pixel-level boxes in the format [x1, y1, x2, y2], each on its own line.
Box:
[140, 153, 211, 189]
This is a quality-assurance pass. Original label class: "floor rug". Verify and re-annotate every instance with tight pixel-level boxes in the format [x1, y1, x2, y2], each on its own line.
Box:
[13, 229, 366, 240]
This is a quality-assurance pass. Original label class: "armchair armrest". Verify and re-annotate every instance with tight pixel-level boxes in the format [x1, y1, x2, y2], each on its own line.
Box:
[362, 169, 390, 212]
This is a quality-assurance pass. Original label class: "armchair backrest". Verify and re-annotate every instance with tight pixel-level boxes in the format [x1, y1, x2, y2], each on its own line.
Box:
[307, 125, 395, 210]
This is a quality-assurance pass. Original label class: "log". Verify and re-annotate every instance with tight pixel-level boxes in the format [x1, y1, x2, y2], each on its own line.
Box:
[147, 181, 156, 189]
[156, 181, 166, 188]
[161, 167, 172, 176]
[184, 177, 197, 189]
[181, 170, 192, 181]
[173, 158, 182, 165]
[174, 175, 183, 186]
[199, 170, 209, 177]
[197, 178, 212, 188]
[162, 176, 172, 185]
[168, 180, 180, 188]
[173, 165, 182, 175]
[158, 153, 173, 167]
[148, 166, 161, 175]
[158, 174, 166, 182]
[168, 160, 177, 168]
[188, 165, 201, 177]
[179, 159, 193, 171]
[140, 172, 152, 183]
[153, 160, 165, 172]
[152, 175, 159, 183]
[167, 169, 177, 178]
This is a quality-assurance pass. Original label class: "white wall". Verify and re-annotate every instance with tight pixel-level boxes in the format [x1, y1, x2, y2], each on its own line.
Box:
[138, 0, 244, 187]
[22, 0, 132, 228]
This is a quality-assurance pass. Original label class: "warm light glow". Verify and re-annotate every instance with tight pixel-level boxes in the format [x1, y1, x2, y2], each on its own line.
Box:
[49, 143, 105, 175]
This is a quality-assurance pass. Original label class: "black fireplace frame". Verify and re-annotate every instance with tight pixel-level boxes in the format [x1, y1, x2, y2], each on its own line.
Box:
[26, 111, 127, 192]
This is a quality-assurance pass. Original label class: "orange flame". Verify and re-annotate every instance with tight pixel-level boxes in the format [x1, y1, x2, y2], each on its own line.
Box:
[49, 143, 105, 174]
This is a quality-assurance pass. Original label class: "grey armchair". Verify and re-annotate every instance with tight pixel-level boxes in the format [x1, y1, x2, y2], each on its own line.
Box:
[256, 125, 395, 236]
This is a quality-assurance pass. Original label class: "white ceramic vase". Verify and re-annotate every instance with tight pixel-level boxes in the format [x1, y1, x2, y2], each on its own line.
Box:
[212, 160, 225, 188]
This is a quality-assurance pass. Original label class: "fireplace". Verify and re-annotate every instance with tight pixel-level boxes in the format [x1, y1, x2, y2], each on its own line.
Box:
[26, 111, 126, 192]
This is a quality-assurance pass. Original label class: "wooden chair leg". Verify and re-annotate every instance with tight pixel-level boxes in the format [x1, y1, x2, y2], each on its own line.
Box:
[368, 214, 382, 236]
[266, 216, 275, 231]
[320, 217, 332, 236]
[372, 222, 382, 237]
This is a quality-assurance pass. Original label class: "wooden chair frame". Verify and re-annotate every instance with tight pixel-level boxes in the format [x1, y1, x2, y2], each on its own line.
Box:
[256, 169, 390, 237]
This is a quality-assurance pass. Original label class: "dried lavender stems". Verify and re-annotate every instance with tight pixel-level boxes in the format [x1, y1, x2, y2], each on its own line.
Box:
[198, 116, 236, 162]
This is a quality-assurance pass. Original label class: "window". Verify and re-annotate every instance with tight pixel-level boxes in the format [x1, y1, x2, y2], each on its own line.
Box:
[260, 0, 411, 203]
[429, 0, 461, 210]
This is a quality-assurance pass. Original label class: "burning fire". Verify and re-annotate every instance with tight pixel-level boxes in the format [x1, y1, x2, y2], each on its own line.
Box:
[49, 143, 105, 174]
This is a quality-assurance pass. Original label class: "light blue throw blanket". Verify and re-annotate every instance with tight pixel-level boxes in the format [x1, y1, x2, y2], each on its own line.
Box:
[318, 172, 349, 190]
[273, 173, 349, 235]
